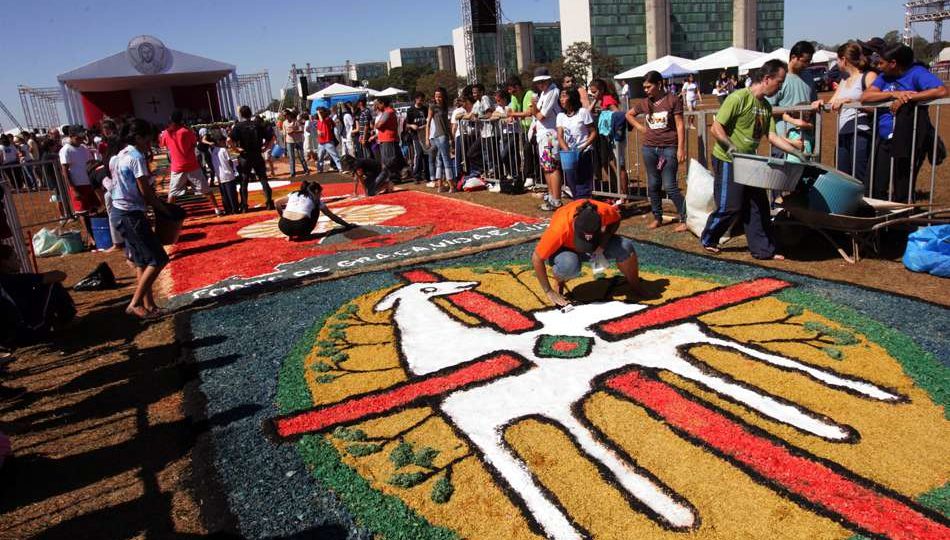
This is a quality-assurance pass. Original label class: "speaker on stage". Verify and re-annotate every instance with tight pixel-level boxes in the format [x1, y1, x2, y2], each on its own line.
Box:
[297, 76, 309, 99]
[470, 0, 497, 34]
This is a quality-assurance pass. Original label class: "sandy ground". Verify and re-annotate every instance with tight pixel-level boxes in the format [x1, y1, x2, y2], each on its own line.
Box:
[0, 136, 948, 538]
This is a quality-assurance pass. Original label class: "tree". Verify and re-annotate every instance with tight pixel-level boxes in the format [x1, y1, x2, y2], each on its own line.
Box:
[414, 70, 466, 99]
[561, 42, 621, 83]
[384, 65, 435, 94]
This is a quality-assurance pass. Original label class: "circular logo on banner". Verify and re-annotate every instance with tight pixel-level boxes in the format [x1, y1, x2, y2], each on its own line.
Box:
[127, 35, 169, 75]
[272, 265, 950, 540]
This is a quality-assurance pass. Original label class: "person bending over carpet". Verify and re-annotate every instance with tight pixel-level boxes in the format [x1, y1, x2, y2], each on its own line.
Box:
[342, 156, 395, 196]
[275, 181, 355, 241]
[531, 199, 640, 307]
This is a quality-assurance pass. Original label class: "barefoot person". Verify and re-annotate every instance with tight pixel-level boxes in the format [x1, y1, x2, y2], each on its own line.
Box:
[700, 59, 806, 260]
[532, 199, 640, 307]
[111, 119, 170, 319]
[275, 181, 354, 241]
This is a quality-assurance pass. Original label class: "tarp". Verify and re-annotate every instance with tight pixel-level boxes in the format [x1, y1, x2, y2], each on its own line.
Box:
[376, 87, 408, 97]
[310, 93, 363, 114]
[615, 55, 694, 80]
[738, 48, 790, 74]
[306, 82, 367, 100]
[660, 62, 698, 78]
[687, 47, 767, 72]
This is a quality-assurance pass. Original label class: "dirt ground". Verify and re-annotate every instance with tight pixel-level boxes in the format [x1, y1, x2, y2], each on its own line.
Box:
[1, 137, 948, 539]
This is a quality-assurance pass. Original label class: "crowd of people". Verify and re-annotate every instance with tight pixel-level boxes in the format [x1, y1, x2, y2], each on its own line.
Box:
[0, 36, 944, 328]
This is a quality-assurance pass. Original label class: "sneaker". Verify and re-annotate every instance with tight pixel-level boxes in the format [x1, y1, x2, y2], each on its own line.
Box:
[214, 208, 225, 216]
[540, 197, 562, 211]
[488, 183, 502, 193]
[524, 178, 535, 187]
[425, 181, 436, 188]
[562, 185, 573, 198]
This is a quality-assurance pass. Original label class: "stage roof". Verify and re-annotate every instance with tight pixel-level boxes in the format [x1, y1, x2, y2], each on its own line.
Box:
[58, 47, 235, 92]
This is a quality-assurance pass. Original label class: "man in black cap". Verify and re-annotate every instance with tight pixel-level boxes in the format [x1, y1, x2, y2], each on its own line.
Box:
[532, 199, 640, 307]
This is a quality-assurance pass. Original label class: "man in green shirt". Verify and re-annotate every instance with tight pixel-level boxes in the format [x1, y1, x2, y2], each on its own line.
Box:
[701, 59, 805, 260]
[505, 77, 538, 186]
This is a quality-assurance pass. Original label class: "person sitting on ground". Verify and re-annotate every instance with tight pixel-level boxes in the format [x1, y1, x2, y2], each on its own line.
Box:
[532, 199, 641, 307]
[341, 155, 395, 197]
[275, 181, 355, 241]
[0, 245, 74, 348]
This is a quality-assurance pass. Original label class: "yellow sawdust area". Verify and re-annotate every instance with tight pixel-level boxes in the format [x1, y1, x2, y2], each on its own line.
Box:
[583, 392, 852, 539]
[503, 418, 663, 539]
[304, 268, 950, 539]
[328, 408, 541, 540]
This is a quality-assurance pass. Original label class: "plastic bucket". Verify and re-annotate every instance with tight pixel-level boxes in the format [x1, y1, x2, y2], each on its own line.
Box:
[90, 216, 113, 250]
[559, 149, 580, 171]
[808, 171, 864, 215]
[732, 153, 804, 191]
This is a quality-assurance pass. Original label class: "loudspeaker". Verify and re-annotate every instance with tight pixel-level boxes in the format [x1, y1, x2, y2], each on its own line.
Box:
[470, 0, 497, 34]
[297, 76, 309, 98]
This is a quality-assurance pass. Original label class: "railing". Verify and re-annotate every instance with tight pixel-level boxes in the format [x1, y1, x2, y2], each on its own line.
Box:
[449, 98, 946, 208]
[0, 159, 75, 273]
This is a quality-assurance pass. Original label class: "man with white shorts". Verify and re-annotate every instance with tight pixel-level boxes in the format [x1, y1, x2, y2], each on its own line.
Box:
[160, 110, 222, 215]
[528, 67, 563, 211]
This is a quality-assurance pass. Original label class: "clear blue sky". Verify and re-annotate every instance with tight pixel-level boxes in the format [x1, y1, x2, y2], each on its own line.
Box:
[0, 0, 913, 127]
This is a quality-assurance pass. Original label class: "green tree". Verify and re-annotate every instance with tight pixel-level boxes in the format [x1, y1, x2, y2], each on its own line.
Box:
[414, 70, 466, 99]
[384, 65, 435, 94]
[561, 42, 621, 83]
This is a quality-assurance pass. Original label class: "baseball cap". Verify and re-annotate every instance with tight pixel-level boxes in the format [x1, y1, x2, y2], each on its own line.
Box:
[573, 202, 602, 254]
[532, 67, 553, 83]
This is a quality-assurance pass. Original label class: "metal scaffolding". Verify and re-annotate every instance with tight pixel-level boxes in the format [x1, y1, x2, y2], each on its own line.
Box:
[235, 71, 273, 115]
[17, 85, 63, 131]
[459, 0, 505, 84]
[904, 1, 950, 44]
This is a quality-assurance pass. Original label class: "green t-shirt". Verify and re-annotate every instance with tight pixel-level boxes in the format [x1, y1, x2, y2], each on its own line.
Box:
[521, 90, 536, 129]
[509, 93, 523, 113]
[712, 88, 776, 163]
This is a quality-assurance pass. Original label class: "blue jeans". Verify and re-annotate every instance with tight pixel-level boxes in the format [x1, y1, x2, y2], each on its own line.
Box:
[411, 136, 429, 180]
[428, 136, 452, 180]
[287, 141, 309, 176]
[548, 236, 637, 281]
[218, 181, 238, 214]
[641, 146, 685, 220]
[317, 142, 342, 172]
[562, 148, 594, 199]
[836, 129, 871, 183]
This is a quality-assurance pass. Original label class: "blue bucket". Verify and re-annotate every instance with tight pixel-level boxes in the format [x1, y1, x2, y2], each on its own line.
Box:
[808, 171, 864, 215]
[91, 216, 113, 250]
[559, 149, 580, 171]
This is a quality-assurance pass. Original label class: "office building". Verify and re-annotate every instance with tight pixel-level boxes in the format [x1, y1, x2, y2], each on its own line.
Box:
[452, 21, 562, 79]
[559, 0, 784, 69]
[389, 46, 456, 73]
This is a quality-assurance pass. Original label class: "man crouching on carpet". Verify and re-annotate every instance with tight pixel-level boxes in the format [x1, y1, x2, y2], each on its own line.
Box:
[532, 199, 640, 307]
[275, 181, 355, 241]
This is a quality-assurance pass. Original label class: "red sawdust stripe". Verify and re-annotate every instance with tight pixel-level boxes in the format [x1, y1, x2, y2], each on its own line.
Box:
[595, 278, 791, 340]
[605, 370, 950, 540]
[399, 269, 539, 332]
[273, 353, 525, 439]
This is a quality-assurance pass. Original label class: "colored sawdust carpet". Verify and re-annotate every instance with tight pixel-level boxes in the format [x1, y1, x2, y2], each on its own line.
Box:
[164, 189, 543, 308]
[185, 241, 950, 540]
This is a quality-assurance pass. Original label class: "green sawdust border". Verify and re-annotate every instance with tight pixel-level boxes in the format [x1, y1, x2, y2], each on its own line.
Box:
[275, 261, 949, 539]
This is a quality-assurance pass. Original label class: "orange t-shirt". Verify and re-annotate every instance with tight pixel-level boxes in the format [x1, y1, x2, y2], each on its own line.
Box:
[534, 199, 621, 259]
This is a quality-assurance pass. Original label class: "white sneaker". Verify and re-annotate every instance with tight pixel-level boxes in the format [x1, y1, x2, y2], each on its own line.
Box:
[425, 181, 436, 188]
[524, 178, 535, 187]
[488, 183, 502, 193]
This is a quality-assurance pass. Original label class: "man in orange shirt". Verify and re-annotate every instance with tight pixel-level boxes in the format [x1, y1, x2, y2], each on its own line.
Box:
[532, 199, 640, 306]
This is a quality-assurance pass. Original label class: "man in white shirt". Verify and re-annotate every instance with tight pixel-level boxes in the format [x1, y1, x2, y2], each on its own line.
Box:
[528, 67, 563, 210]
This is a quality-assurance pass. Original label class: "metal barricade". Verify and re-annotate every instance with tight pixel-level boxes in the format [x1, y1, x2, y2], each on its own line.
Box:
[456, 118, 543, 188]
[0, 159, 75, 272]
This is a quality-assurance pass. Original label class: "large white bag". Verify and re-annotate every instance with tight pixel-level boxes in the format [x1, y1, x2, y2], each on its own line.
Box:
[32, 228, 66, 258]
[685, 159, 731, 243]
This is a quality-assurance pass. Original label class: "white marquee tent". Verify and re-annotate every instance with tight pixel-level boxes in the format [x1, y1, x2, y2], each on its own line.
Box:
[687, 47, 767, 72]
[614, 55, 695, 80]
[376, 87, 408, 97]
[306, 83, 368, 100]
[738, 48, 790, 74]
[811, 50, 837, 64]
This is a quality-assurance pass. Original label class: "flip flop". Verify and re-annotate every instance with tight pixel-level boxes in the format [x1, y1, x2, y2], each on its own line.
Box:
[703, 245, 722, 255]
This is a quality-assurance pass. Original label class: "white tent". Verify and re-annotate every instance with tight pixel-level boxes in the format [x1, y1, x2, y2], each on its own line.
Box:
[738, 48, 790, 74]
[940, 47, 950, 63]
[811, 50, 837, 64]
[660, 62, 698, 78]
[614, 55, 695, 80]
[687, 47, 767, 72]
[306, 82, 368, 100]
[376, 87, 408, 97]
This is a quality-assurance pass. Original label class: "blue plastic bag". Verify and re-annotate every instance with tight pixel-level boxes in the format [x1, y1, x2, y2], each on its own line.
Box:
[902, 225, 950, 278]
[271, 144, 286, 159]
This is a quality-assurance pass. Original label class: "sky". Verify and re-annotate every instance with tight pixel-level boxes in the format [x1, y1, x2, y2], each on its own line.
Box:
[0, 0, 914, 127]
